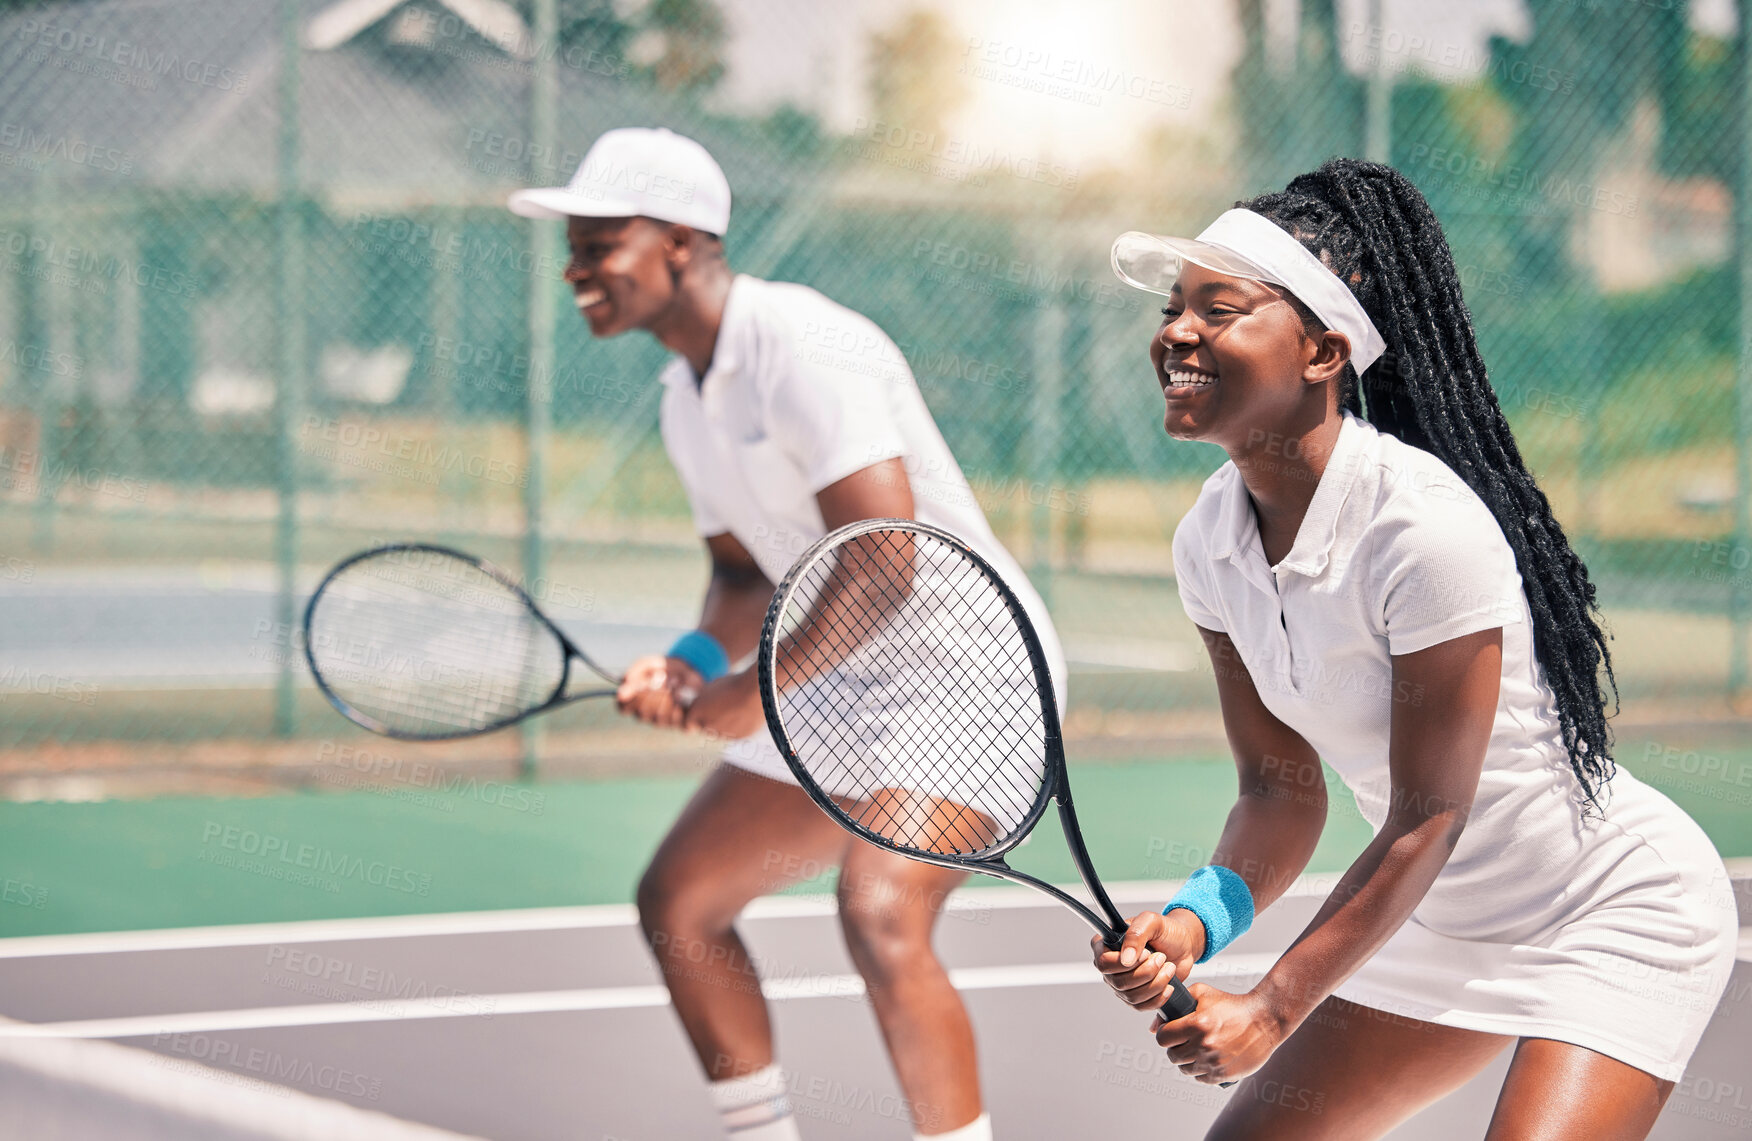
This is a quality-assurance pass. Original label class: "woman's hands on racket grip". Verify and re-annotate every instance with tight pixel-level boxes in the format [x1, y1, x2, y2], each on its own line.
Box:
[616, 655, 702, 729]
[1092, 912, 1285, 1084]
[1152, 985, 1286, 1085]
[1091, 908, 1206, 1011]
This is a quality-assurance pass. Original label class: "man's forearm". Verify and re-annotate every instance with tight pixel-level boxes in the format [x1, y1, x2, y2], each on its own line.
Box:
[694, 569, 773, 663]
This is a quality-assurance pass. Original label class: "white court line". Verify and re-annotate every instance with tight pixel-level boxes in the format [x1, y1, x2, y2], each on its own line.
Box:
[1, 862, 1742, 961]
[0, 877, 1348, 960]
[0, 904, 646, 959]
[0, 954, 1281, 1040]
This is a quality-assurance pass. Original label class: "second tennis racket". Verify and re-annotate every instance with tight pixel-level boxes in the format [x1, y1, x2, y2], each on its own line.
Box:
[304, 543, 621, 740]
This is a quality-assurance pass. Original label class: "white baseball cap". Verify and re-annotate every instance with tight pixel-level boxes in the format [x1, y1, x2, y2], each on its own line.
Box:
[507, 127, 732, 236]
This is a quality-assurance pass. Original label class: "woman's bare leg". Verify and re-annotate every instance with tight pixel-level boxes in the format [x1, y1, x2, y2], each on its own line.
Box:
[1205, 995, 1512, 1140]
[1482, 1038, 1674, 1141]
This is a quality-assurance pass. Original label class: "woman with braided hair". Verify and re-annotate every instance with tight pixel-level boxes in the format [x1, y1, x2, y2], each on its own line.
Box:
[1090, 159, 1737, 1139]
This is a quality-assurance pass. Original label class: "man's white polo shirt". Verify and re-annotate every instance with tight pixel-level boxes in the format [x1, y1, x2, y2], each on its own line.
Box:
[658, 274, 1065, 732]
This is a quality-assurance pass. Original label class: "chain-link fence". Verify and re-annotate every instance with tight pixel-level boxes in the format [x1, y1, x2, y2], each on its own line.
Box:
[2, 0, 1749, 785]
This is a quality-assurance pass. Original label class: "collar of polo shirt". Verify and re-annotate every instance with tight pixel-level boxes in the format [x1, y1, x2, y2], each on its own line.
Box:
[663, 275, 754, 392]
[1211, 412, 1366, 576]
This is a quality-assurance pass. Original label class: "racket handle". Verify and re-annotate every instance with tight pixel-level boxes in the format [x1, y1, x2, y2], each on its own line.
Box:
[1159, 977, 1237, 1089]
[1160, 975, 1196, 1020]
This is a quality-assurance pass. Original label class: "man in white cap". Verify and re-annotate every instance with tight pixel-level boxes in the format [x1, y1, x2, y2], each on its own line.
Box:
[510, 127, 1061, 1141]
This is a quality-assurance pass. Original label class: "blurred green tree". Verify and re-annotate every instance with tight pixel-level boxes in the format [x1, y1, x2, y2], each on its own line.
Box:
[1231, 0, 1364, 191]
[1487, 0, 1689, 285]
[543, 0, 637, 64]
[639, 0, 725, 93]
[866, 7, 967, 141]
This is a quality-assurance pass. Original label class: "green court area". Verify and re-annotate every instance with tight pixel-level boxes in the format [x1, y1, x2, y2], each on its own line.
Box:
[1, 746, 1748, 939]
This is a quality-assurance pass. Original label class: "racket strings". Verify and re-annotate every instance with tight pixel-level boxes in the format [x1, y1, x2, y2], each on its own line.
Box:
[307, 550, 567, 736]
[772, 529, 1050, 858]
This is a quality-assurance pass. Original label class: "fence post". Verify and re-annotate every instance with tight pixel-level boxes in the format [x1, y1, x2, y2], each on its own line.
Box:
[30, 167, 69, 554]
[430, 205, 462, 518]
[521, 0, 560, 779]
[112, 219, 145, 480]
[1733, 0, 1752, 704]
[1028, 295, 1064, 602]
[1731, 7, 1751, 698]
[272, 0, 306, 738]
[1364, 0, 1391, 164]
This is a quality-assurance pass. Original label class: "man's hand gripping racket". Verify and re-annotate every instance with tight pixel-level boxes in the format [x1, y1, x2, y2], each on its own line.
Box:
[757, 519, 1224, 1075]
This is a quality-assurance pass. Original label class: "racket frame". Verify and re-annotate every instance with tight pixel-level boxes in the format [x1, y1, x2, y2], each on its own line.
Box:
[758, 518, 1131, 942]
[303, 542, 620, 741]
[760, 519, 1201, 1024]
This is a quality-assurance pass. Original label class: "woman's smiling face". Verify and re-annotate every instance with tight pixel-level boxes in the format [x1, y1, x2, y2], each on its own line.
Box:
[1148, 263, 1328, 447]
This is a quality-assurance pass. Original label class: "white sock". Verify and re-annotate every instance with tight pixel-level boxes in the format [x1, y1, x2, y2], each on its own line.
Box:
[708, 1063, 800, 1140]
[917, 1111, 992, 1141]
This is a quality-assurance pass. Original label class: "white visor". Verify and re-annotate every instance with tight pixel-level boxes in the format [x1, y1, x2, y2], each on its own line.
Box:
[1112, 208, 1386, 375]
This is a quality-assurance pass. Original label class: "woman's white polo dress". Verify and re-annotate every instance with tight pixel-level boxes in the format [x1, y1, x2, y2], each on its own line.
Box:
[1172, 411, 1738, 1079]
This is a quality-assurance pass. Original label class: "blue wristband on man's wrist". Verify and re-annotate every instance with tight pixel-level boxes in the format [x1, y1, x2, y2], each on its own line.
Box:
[667, 630, 730, 683]
[1164, 865, 1255, 963]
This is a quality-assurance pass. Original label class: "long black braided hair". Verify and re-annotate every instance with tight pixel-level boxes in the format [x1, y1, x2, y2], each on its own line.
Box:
[1241, 158, 1617, 807]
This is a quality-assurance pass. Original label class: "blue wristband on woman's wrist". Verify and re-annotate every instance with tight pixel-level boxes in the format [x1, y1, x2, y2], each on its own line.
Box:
[1164, 865, 1255, 963]
[667, 630, 730, 683]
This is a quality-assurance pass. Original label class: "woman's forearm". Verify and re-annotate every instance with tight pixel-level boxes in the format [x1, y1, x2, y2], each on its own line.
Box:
[1207, 784, 1328, 918]
[1248, 633, 1495, 1031]
[1253, 810, 1465, 1031]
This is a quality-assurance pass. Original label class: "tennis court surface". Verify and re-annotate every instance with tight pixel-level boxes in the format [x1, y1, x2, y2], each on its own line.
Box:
[3, 851, 1748, 1138]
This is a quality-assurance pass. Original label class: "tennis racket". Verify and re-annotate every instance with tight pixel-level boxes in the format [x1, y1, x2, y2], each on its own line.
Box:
[303, 543, 621, 740]
[756, 518, 1202, 1025]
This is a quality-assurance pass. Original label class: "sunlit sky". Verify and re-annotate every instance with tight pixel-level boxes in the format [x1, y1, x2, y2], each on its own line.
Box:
[712, 0, 1736, 168]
